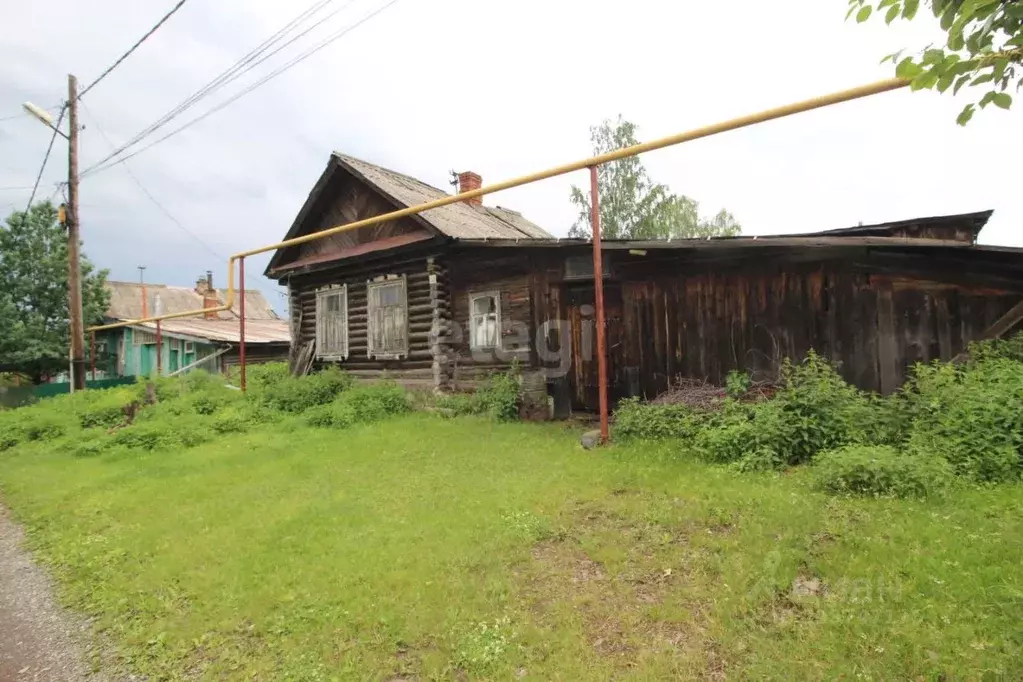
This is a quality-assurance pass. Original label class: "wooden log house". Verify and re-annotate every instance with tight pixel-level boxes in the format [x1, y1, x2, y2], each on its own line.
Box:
[266, 153, 1023, 411]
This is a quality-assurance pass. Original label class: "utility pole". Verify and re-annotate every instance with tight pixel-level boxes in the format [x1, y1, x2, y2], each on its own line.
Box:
[67, 74, 86, 391]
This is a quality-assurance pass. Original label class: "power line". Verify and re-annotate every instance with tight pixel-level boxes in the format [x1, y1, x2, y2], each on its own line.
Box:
[24, 106, 67, 213]
[109, 0, 338, 157]
[83, 0, 349, 174]
[79, 0, 191, 99]
[82, 0, 405, 177]
[80, 101, 224, 261]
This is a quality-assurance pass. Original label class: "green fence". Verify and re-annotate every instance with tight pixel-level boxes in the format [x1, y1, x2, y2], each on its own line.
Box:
[0, 377, 137, 408]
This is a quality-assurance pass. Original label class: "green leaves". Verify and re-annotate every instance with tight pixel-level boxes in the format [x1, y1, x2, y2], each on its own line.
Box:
[851, 0, 1023, 124]
[0, 203, 110, 379]
[957, 103, 976, 125]
[568, 117, 742, 240]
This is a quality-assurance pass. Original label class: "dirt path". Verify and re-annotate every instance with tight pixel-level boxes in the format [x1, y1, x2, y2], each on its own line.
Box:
[0, 504, 98, 681]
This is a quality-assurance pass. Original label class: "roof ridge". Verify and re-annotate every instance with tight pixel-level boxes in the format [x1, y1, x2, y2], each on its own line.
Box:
[332, 152, 454, 198]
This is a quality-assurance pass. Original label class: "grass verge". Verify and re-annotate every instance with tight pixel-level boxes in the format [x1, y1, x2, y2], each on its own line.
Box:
[0, 415, 1021, 679]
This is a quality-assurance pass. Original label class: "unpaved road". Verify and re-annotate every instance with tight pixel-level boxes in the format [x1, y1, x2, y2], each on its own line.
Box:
[0, 504, 96, 681]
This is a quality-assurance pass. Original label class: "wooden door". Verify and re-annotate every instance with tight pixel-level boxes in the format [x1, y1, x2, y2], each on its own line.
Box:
[565, 284, 624, 411]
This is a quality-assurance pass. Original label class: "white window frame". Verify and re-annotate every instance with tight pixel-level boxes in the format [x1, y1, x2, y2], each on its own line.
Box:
[184, 341, 195, 353]
[315, 284, 349, 361]
[132, 328, 157, 345]
[367, 275, 408, 359]
[469, 290, 502, 350]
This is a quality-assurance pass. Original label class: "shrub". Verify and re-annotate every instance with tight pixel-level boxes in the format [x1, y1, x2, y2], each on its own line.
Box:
[241, 362, 291, 393]
[76, 389, 134, 430]
[260, 367, 354, 413]
[724, 370, 752, 399]
[731, 446, 785, 473]
[763, 352, 870, 464]
[21, 413, 66, 442]
[903, 357, 1023, 483]
[70, 432, 114, 458]
[613, 398, 706, 441]
[692, 401, 757, 463]
[211, 409, 250, 435]
[305, 382, 410, 428]
[814, 445, 954, 498]
[133, 375, 182, 403]
[437, 369, 521, 421]
[112, 423, 176, 451]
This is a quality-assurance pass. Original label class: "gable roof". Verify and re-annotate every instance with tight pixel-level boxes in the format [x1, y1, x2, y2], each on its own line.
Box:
[105, 281, 279, 322]
[266, 152, 554, 275]
[334, 154, 553, 240]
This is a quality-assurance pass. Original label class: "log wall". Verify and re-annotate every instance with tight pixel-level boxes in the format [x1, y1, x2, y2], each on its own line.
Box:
[288, 252, 451, 388]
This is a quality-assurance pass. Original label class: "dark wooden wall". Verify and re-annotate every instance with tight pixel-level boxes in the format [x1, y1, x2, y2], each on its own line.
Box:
[278, 239, 1021, 405]
[447, 253, 536, 387]
[611, 250, 1020, 399]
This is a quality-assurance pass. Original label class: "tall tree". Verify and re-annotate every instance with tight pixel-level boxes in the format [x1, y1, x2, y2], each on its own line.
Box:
[848, 0, 1023, 124]
[568, 116, 742, 239]
[0, 202, 110, 382]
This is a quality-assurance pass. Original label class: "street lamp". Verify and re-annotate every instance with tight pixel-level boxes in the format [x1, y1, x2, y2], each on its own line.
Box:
[23, 77, 85, 391]
[22, 102, 69, 140]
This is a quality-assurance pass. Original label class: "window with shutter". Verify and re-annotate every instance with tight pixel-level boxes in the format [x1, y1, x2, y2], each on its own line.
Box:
[469, 291, 501, 350]
[367, 277, 407, 358]
[315, 285, 348, 360]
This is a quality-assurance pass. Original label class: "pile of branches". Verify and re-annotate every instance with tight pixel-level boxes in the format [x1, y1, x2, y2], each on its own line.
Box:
[649, 377, 726, 410]
[649, 376, 777, 409]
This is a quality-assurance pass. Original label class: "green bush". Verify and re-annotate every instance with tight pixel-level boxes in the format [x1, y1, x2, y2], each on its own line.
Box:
[260, 367, 354, 413]
[70, 432, 114, 458]
[763, 352, 870, 464]
[112, 422, 176, 451]
[903, 358, 1023, 482]
[613, 398, 706, 440]
[437, 369, 521, 421]
[814, 445, 954, 498]
[76, 389, 134, 430]
[692, 401, 757, 463]
[305, 382, 410, 429]
[211, 409, 250, 435]
[240, 362, 291, 393]
[724, 370, 752, 399]
[731, 446, 784, 473]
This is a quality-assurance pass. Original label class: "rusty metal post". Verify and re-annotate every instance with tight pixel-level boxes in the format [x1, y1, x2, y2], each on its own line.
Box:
[589, 165, 609, 443]
[90, 331, 96, 381]
[155, 320, 162, 376]
[239, 257, 247, 392]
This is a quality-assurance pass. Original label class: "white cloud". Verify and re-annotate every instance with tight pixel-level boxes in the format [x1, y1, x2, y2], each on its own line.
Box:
[1, 0, 1020, 310]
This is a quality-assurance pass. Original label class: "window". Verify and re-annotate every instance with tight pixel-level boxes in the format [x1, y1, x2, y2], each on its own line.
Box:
[316, 285, 348, 360]
[133, 329, 157, 345]
[469, 291, 501, 349]
[367, 277, 407, 358]
[184, 341, 195, 353]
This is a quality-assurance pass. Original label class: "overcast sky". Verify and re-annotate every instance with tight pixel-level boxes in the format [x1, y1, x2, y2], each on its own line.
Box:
[1, 0, 1020, 313]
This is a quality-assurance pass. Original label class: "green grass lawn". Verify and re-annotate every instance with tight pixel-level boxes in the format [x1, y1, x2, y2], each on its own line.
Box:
[1, 414, 1021, 680]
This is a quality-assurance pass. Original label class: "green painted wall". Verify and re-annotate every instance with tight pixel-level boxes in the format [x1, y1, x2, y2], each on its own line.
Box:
[97, 328, 219, 378]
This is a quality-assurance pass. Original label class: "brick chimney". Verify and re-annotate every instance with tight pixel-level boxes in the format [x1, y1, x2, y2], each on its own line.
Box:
[198, 271, 218, 319]
[457, 171, 482, 207]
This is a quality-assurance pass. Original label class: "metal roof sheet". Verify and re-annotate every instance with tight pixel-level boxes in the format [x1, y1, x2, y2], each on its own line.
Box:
[105, 281, 279, 322]
[134, 318, 290, 344]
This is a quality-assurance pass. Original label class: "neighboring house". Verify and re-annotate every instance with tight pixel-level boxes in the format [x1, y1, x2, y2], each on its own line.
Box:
[95, 275, 290, 378]
[266, 152, 1023, 410]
